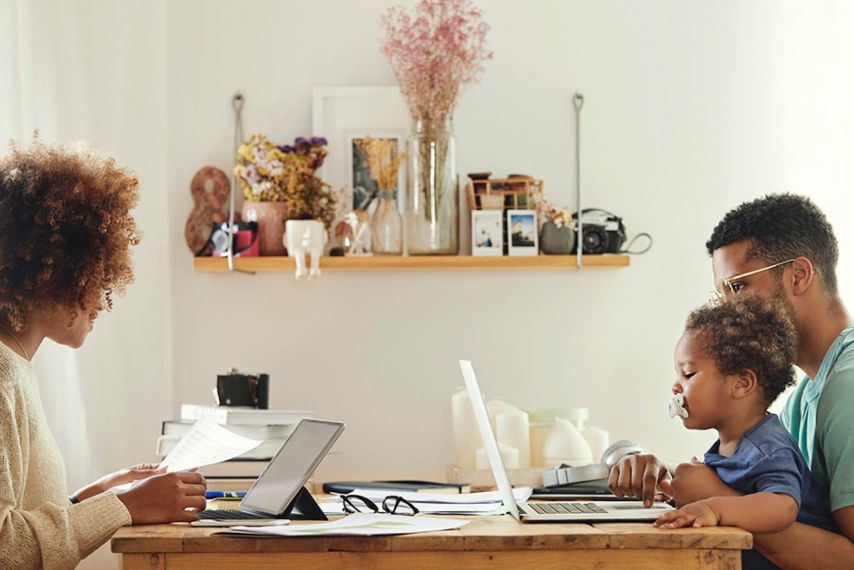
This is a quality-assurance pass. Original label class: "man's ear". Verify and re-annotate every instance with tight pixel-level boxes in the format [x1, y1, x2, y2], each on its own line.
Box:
[790, 257, 815, 296]
[731, 369, 759, 399]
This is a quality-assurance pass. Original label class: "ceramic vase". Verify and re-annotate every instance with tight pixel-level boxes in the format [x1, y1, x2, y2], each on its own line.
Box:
[540, 221, 575, 255]
[241, 201, 287, 256]
[284, 219, 327, 279]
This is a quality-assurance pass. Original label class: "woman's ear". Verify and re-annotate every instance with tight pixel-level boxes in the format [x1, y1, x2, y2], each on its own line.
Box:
[731, 369, 759, 399]
[790, 257, 815, 296]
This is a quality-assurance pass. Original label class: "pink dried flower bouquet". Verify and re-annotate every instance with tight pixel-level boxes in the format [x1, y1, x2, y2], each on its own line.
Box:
[380, 0, 493, 121]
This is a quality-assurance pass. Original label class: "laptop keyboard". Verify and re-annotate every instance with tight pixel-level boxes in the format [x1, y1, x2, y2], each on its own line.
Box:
[197, 509, 270, 520]
[529, 502, 608, 515]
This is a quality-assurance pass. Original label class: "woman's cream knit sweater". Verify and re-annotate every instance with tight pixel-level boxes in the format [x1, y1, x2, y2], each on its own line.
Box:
[0, 342, 132, 569]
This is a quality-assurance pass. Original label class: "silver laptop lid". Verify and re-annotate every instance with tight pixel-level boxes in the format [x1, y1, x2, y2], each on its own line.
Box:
[459, 360, 520, 521]
[240, 418, 344, 515]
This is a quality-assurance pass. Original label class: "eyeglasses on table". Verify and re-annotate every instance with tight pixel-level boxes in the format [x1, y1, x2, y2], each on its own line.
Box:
[341, 494, 420, 516]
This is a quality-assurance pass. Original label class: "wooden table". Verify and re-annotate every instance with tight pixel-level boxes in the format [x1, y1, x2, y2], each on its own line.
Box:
[111, 515, 751, 569]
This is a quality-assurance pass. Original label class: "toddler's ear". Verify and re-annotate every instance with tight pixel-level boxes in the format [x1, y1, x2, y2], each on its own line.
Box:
[731, 369, 759, 399]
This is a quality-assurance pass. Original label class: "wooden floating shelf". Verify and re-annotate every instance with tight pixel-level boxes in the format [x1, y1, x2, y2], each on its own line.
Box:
[194, 254, 630, 272]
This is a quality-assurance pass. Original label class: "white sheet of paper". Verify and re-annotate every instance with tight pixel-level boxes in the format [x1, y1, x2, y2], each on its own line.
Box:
[113, 419, 262, 493]
[158, 418, 263, 472]
[226, 513, 469, 537]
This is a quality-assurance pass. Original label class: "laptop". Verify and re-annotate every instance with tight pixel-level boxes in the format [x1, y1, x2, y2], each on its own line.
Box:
[192, 418, 345, 526]
[459, 360, 673, 522]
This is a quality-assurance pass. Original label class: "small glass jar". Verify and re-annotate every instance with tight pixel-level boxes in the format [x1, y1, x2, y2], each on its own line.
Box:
[371, 190, 402, 255]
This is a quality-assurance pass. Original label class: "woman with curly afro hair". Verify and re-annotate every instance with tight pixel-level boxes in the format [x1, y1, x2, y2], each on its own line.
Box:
[0, 140, 206, 569]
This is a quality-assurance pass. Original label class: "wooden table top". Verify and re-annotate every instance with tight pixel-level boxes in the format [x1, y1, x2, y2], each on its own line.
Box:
[111, 516, 752, 555]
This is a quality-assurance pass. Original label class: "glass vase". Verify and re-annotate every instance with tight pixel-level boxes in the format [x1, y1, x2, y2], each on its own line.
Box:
[405, 119, 458, 255]
[371, 190, 402, 255]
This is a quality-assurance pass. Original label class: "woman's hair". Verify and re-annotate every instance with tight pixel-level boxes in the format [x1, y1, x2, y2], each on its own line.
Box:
[685, 295, 797, 405]
[0, 139, 140, 331]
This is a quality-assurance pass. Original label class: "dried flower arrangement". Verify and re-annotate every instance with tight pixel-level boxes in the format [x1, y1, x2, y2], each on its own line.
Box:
[235, 135, 338, 228]
[534, 192, 573, 229]
[235, 134, 287, 201]
[380, 0, 493, 122]
[380, 0, 493, 233]
[355, 137, 405, 192]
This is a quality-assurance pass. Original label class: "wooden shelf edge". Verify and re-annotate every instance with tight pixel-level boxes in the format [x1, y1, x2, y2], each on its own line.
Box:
[193, 254, 630, 272]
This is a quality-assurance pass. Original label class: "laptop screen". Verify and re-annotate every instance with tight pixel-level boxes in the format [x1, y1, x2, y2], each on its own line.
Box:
[459, 359, 521, 520]
[240, 419, 344, 515]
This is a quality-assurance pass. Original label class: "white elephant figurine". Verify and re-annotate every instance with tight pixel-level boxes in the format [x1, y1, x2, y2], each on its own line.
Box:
[284, 220, 327, 279]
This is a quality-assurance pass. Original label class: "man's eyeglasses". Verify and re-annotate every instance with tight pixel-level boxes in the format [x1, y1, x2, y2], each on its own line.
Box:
[714, 258, 795, 299]
[341, 494, 420, 516]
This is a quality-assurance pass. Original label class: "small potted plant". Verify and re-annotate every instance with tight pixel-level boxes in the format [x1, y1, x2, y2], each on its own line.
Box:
[534, 194, 575, 255]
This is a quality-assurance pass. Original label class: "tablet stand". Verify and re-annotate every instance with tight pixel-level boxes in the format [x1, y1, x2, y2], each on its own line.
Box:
[281, 487, 327, 521]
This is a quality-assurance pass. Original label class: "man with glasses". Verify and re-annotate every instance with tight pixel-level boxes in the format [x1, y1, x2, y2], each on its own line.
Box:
[609, 194, 854, 568]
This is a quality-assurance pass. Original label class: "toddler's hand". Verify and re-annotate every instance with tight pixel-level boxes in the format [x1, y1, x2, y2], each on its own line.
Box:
[653, 499, 720, 529]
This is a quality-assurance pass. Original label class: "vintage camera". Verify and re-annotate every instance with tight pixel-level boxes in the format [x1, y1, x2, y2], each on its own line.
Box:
[216, 368, 269, 408]
[571, 209, 627, 254]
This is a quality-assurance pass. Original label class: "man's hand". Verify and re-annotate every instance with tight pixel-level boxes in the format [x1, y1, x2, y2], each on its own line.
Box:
[654, 498, 720, 529]
[74, 463, 166, 502]
[115, 471, 207, 524]
[608, 453, 671, 507]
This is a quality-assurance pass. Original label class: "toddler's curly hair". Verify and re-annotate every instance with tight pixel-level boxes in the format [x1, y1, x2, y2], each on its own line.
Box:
[686, 295, 797, 405]
[0, 139, 140, 331]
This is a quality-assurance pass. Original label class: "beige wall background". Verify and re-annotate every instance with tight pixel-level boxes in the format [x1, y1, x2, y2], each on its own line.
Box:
[167, 0, 853, 482]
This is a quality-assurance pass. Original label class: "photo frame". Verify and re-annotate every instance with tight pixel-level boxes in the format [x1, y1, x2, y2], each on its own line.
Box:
[312, 87, 409, 215]
[346, 130, 406, 212]
[471, 210, 503, 257]
[507, 209, 538, 257]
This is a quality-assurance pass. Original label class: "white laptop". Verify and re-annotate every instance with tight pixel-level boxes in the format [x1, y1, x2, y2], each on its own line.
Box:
[192, 418, 345, 526]
[460, 360, 673, 522]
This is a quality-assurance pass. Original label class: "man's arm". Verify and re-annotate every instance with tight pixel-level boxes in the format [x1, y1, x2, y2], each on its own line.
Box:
[669, 461, 854, 569]
[754, 507, 854, 570]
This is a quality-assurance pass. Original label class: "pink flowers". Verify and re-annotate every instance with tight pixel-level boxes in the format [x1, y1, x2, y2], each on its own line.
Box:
[380, 0, 493, 121]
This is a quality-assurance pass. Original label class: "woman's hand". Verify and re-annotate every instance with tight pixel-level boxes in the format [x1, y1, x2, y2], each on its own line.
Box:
[74, 463, 165, 501]
[653, 498, 721, 529]
[115, 471, 207, 524]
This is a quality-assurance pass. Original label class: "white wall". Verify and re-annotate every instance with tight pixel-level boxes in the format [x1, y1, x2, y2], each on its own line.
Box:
[166, 0, 854, 483]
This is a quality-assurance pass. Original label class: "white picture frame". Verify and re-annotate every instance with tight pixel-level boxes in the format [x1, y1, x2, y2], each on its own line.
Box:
[312, 87, 409, 215]
[507, 209, 539, 256]
[471, 210, 503, 256]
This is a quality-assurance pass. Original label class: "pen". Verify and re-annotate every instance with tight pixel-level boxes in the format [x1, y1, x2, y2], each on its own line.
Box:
[205, 491, 246, 499]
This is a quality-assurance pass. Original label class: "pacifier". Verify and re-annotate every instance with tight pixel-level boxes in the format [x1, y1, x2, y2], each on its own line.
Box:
[668, 393, 689, 419]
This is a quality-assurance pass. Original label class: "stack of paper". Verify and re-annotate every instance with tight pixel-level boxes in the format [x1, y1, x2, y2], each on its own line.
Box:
[321, 487, 533, 516]
[222, 513, 469, 537]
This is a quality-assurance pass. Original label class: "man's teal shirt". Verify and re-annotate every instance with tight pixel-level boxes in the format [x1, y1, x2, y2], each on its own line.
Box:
[781, 327, 854, 512]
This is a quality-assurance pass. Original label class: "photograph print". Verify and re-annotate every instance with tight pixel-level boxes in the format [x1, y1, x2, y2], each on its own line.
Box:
[348, 131, 405, 212]
[471, 210, 502, 256]
[507, 209, 538, 256]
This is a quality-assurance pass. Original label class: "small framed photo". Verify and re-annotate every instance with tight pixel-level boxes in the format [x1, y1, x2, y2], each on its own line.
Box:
[471, 210, 503, 256]
[507, 209, 538, 256]
[347, 130, 406, 212]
